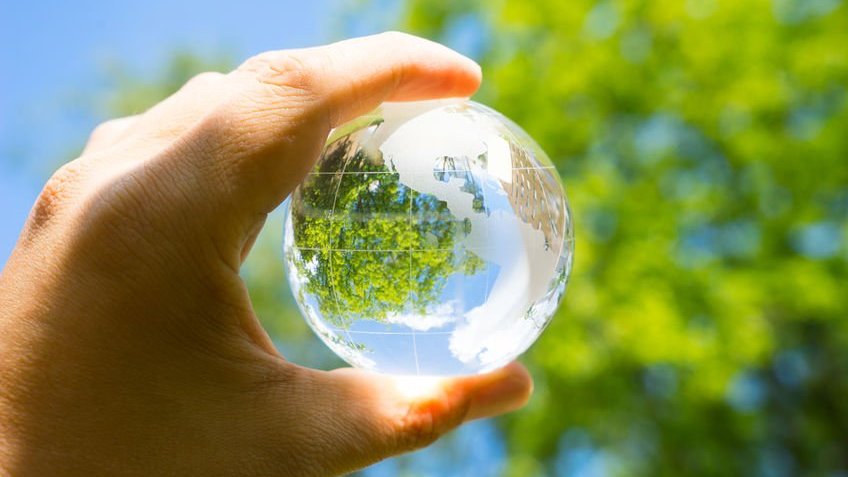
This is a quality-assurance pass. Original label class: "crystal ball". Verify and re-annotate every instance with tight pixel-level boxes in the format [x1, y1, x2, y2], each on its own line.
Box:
[283, 99, 574, 376]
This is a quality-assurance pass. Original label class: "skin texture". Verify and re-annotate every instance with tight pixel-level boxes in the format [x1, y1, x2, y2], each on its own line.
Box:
[0, 33, 533, 476]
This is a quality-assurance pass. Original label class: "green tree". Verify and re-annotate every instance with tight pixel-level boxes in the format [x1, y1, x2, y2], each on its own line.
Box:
[333, 0, 848, 475]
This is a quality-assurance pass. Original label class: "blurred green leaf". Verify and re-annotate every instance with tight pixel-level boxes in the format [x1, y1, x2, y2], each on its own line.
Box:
[343, 0, 848, 474]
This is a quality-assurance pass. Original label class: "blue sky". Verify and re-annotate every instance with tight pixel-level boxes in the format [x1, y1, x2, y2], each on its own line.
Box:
[0, 0, 340, 265]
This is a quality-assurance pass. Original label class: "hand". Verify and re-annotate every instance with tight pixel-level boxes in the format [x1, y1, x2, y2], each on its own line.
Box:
[0, 32, 532, 476]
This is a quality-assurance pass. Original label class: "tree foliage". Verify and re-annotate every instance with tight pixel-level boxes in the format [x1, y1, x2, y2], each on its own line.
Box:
[372, 0, 848, 475]
[289, 135, 485, 327]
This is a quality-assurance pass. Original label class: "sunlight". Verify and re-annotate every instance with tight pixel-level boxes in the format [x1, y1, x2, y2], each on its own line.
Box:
[391, 375, 446, 401]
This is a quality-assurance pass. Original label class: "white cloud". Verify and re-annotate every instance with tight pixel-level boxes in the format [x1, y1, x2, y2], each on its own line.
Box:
[385, 302, 457, 331]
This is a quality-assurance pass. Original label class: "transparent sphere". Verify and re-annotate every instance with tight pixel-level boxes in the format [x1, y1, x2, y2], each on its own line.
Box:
[284, 99, 574, 376]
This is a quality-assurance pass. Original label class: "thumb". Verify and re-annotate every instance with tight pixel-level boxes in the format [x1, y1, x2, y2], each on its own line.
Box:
[261, 363, 532, 476]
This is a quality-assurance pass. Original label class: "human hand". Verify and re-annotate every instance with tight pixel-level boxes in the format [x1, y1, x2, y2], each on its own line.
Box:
[0, 33, 532, 476]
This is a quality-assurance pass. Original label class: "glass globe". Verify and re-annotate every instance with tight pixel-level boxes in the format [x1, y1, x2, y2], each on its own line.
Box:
[283, 99, 574, 376]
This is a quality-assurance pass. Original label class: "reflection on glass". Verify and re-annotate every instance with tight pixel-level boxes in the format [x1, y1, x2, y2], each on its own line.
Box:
[285, 99, 574, 376]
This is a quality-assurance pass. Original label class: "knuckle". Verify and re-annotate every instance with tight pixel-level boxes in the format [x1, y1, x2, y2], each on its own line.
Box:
[226, 50, 333, 144]
[88, 118, 124, 144]
[183, 71, 225, 90]
[27, 158, 152, 243]
[85, 116, 139, 152]
[28, 160, 87, 231]
[243, 51, 322, 96]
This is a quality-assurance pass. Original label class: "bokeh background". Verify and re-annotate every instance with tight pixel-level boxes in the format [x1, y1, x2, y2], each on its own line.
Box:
[2, 0, 847, 475]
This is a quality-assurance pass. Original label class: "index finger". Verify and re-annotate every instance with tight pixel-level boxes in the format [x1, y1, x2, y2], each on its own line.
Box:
[174, 32, 482, 222]
[237, 31, 482, 128]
